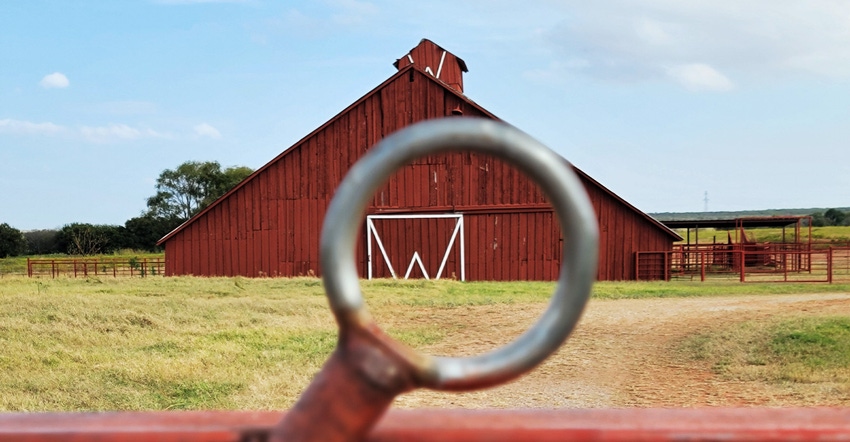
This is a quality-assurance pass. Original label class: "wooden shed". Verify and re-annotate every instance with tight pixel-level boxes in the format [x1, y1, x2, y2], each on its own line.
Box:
[158, 39, 680, 281]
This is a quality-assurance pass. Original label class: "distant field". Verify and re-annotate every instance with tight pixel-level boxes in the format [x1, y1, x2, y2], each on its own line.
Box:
[0, 276, 849, 411]
[672, 225, 850, 244]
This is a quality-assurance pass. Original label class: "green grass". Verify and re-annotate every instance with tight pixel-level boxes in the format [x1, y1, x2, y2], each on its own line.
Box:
[770, 317, 850, 381]
[1, 276, 848, 411]
[680, 316, 850, 396]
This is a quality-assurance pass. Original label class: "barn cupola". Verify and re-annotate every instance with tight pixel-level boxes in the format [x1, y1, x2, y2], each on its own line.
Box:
[394, 39, 469, 94]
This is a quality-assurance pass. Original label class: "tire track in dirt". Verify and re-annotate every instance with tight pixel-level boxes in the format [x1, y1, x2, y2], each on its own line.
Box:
[391, 293, 850, 409]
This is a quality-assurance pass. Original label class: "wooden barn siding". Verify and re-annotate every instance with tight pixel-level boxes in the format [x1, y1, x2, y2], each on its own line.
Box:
[164, 67, 671, 280]
[581, 176, 672, 280]
[394, 40, 464, 93]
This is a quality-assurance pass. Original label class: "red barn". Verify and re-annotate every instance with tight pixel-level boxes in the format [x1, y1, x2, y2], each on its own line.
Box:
[158, 39, 680, 281]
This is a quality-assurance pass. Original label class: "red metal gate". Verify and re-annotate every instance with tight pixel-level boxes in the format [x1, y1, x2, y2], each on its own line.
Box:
[4, 408, 850, 441]
[637, 247, 850, 283]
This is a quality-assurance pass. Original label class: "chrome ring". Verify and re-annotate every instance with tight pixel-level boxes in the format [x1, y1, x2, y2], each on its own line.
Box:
[320, 118, 598, 390]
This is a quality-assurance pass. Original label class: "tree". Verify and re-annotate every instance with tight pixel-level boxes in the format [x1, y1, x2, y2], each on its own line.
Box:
[824, 208, 847, 226]
[146, 161, 253, 221]
[0, 223, 27, 258]
[124, 214, 182, 251]
[23, 229, 61, 255]
[810, 209, 849, 227]
[57, 223, 125, 256]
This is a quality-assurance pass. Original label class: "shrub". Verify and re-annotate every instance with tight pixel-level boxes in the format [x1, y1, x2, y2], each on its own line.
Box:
[0, 223, 27, 258]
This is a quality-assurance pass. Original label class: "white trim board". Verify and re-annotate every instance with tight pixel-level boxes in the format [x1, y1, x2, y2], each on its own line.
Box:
[366, 213, 465, 281]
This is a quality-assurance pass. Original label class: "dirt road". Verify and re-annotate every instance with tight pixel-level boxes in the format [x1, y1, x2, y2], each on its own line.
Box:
[391, 293, 850, 408]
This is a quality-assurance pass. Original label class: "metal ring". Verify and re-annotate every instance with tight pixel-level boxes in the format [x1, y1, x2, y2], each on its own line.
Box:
[320, 118, 598, 391]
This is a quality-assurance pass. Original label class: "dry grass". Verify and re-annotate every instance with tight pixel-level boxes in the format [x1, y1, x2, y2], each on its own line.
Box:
[0, 276, 338, 410]
[2, 276, 849, 411]
[0, 276, 535, 411]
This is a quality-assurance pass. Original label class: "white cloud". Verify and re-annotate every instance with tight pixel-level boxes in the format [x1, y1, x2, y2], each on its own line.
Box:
[40, 72, 70, 89]
[80, 124, 168, 143]
[666, 63, 734, 92]
[193, 123, 222, 139]
[538, 0, 850, 87]
[0, 118, 66, 135]
[1, 118, 175, 143]
[80, 124, 141, 142]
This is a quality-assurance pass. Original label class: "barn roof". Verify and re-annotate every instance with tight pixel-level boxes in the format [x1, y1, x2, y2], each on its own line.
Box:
[159, 50, 680, 245]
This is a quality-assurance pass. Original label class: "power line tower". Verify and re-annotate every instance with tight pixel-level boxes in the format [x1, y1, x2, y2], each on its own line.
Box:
[703, 191, 709, 212]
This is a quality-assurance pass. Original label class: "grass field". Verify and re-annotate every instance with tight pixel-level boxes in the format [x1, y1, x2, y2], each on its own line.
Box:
[1, 276, 848, 411]
[673, 225, 850, 244]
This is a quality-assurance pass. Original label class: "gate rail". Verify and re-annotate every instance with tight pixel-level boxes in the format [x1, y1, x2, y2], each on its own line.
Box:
[3, 408, 850, 441]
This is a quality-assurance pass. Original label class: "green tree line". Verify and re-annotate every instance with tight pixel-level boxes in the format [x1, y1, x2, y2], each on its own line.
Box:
[0, 161, 253, 258]
[810, 208, 850, 227]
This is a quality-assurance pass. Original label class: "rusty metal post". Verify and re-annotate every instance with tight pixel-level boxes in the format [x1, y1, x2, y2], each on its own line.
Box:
[828, 247, 833, 284]
[739, 247, 745, 282]
[270, 329, 418, 442]
[781, 250, 786, 282]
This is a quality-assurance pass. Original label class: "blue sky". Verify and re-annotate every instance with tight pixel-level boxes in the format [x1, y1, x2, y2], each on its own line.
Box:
[2, 0, 850, 230]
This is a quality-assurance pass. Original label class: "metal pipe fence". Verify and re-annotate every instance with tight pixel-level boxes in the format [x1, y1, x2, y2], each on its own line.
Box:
[27, 257, 165, 278]
[637, 246, 850, 283]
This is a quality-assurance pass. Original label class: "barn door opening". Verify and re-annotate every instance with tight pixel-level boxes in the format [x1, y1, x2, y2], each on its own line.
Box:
[366, 214, 465, 281]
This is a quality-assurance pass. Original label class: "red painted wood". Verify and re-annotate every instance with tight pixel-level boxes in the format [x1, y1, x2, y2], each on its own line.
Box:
[160, 41, 678, 281]
[3, 408, 850, 441]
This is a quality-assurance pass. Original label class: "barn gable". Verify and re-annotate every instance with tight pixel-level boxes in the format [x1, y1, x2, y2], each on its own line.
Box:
[393, 38, 468, 93]
[159, 39, 679, 280]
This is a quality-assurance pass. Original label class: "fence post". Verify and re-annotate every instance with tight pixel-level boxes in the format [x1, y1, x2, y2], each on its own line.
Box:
[664, 252, 669, 282]
[783, 251, 788, 282]
[828, 247, 833, 284]
[700, 250, 705, 282]
[635, 252, 640, 281]
[739, 248, 745, 282]
[27, 258, 32, 278]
